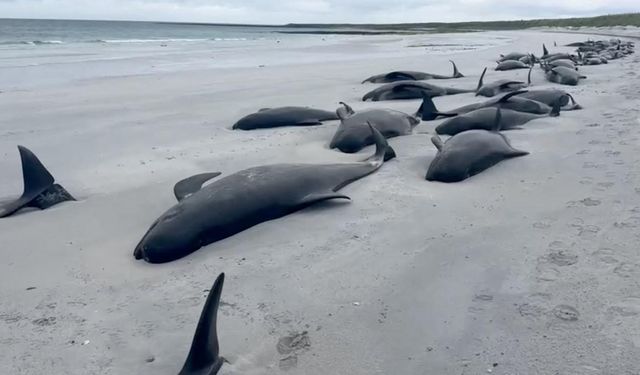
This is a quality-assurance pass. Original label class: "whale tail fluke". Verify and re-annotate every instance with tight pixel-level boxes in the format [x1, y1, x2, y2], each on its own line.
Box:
[549, 98, 562, 117]
[0, 146, 74, 218]
[179, 273, 225, 375]
[365, 122, 396, 164]
[416, 93, 457, 121]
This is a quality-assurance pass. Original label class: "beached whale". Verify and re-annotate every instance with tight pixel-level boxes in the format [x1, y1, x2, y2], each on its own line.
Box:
[330, 102, 419, 153]
[543, 66, 586, 86]
[514, 89, 582, 110]
[475, 66, 532, 97]
[134, 125, 395, 263]
[426, 109, 529, 182]
[0, 146, 75, 218]
[417, 90, 551, 121]
[498, 52, 529, 62]
[362, 81, 474, 101]
[178, 273, 225, 375]
[435, 99, 560, 135]
[495, 60, 531, 71]
[361, 60, 464, 83]
[232, 107, 338, 130]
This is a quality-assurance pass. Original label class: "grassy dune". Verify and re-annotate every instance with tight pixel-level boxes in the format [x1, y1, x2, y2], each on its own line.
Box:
[281, 13, 640, 34]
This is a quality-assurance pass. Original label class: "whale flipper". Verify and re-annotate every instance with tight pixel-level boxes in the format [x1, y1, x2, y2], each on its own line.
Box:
[179, 273, 225, 375]
[0, 146, 74, 218]
[298, 192, 351, 207]
[174, 172, 222, 201]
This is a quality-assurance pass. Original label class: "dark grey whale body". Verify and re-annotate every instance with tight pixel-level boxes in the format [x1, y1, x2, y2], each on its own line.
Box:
[330, 102, 419, 153]
[362, 60, 464, 83]
[495, 60, 531, 71]
[417, 90, 551, 121]
[134, 126, 394, 263]
[178, 273, 225, 375]
[543, 66, 586, 86]
[232, 107, 338, 130]
[435, 99, 560, 136]
[475, 66, 531, 97]
[514, 89, 582, 110]
[426, 109, 529, 182]
[0, 146, 74, 218]
[362, 81, 474, 101]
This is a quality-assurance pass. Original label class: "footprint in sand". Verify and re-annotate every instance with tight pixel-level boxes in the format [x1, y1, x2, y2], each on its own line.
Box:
[591, 248, 620, 265]
[613, 263, 640, 279]
[566, 198, 601, 208]
[607, 297, 640, 317]
[552, 305, 580, 321]
[277, 331, 311, 371]
[614, 216, 640, 229]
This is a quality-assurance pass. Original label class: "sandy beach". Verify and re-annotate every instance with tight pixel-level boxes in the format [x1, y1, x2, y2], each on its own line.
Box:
[1, 29, 640, 374]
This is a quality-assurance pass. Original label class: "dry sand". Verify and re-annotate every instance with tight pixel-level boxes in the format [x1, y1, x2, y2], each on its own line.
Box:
[1, 29, 639, 374]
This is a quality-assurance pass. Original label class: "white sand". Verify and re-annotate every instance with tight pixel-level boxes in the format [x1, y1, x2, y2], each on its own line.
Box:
[1, 30, 639, 374]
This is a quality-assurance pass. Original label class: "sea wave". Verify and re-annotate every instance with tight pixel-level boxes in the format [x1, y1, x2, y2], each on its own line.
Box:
[0, 40, 64, 45]
[0, 37, 249, 46]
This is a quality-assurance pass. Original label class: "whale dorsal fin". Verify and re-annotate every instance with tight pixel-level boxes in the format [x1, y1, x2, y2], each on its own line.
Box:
[492, 107, 502, 132]
[543, 44, 549, 56]
[258, 108, 271, 112]
[450, 60, 464, 78]
[476, 67, 487, 91]
[18, 145, 55, 197]
[0, 146, 61, 218]
[174, 172, 222, 201]
[179, 273, 226, 375]
[431, 135, 444, 151]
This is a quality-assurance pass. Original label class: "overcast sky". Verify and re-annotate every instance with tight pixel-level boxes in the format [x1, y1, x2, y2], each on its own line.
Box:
[0, 0, 637, 24]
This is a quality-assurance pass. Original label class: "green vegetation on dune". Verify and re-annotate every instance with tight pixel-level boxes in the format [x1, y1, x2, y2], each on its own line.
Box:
[282, 13, 640, 33]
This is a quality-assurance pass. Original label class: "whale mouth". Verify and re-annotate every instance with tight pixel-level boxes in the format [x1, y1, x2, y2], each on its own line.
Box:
[133, 244, 144, 260]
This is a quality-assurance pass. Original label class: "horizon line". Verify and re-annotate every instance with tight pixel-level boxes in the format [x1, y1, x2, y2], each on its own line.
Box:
[1, 12, 638, 28]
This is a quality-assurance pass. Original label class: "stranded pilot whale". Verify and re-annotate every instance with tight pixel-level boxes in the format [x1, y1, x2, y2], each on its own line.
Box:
[362, 80, 474, 101]
[232, 107, 339, 130]
[134, 125, 395, 263]
[0, 145, 75, 218]
[426, 108, 529, 182]
[330, 101, 419, 153]
[361, 60, 464, 83]
[177, 273, 225, 375]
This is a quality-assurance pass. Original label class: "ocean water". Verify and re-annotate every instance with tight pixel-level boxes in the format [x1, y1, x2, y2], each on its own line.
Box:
[0, 19, 512, 89]
[0, 18, 285, 45]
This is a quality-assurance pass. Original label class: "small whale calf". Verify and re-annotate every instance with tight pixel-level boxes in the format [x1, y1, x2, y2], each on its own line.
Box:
[0, 146, 75, 218]
[362, 60, 464, 83]
[426, 109, 529, 182]
[232, 107, 338, 130]
[330, 102, 419, 153]
[495, 60, 531, 71]
[543, 65, 586, 86]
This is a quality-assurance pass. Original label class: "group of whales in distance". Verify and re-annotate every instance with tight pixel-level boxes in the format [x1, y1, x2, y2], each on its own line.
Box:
[0, 36, 636, 375]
